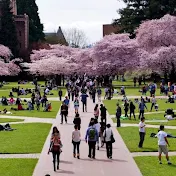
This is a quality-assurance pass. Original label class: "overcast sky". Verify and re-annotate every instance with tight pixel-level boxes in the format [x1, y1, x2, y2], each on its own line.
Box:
[36, 0, 125, 43]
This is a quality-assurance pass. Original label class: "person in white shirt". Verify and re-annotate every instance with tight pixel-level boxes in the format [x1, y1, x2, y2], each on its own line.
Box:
[45, 88, 50, 95]
[157, 125, 171, 165]
[72, 125, 81, 159]
[138, 117, 146, 148]
[150, 95, 156, 111]
[103, 124, 113, 159]
[94, 118, 101, 150]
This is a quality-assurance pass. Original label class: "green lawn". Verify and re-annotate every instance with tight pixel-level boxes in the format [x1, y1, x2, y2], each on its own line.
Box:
[135, 156, 176, 176]
[112, 113, 176, 126]
[0, 81, 66, 98]
[117, 127, 176, 152]
[0, 159, 37, 176]
[103, 99, 176, 115]
[0, 123, 51, 154]
[0, 101, 61, 118]
[0, 118, 24, 123]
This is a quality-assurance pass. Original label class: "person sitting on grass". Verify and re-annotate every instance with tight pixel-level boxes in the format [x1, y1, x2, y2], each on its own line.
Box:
[0, 108, 7, 114]
[44, 102, 52, 112]
[156, 125, 172, 165]
[1, 97, 8, 106]
[9, 97, 15, 105]
[27, 101, 33, 111]
[9, 91, 14, 97]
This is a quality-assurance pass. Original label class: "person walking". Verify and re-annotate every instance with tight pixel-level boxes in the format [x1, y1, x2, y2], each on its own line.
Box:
[97, 87, 102, 102]
[150, 95, 156, 111]
[72, 125, 81, 159]
[100, 104, 107, 124]
[156, 125, 172, 165]
[71, 88, 75, 101]
[129, 101, 136, 120]
[124, 100, 129, 117]
[94, 118, 101, 150]
[138, 99, 147, 119]
[58, 89, 63, 101]
[73, 113, 81, 130]
[103, 124, 114, 159]
[92, 87, 96, 103]
[60, 102, 68, 124]
[116, 103, 122, 127]
[85, 121, 99, 159]
[48, 127, 62, 171]
[63, 96, 70, 107]
[138, 117, 146, 148]
[80, 92, 88, 112]
[94, 104, 99, 119]
[74, 97, 79, 114]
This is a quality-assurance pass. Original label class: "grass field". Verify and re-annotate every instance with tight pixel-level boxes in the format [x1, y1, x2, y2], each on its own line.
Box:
[135, 156, 176, 176]
[103, 99, 176, 115]
[0, 159, 38, 176]
[0, 101, 61, 118]
[117, 127, 176, 152]
[0, 118, 24, 123]
[0, 123, 51, 154]
[112, 113, 176, 126]
[0, 82, 66, 98]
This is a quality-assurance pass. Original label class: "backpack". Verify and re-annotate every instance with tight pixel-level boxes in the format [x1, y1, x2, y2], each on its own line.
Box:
[89, 127, 96, 140]
[52, 136, 61, 152]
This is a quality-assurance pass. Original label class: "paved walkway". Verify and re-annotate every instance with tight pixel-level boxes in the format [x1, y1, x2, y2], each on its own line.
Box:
[33, 98, 142, 176]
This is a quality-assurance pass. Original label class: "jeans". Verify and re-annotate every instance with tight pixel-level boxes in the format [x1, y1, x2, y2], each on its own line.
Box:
[150, 103, 155, 111]
[92, 96, 95, 103]
[61, 113, 67, 123]
[52, 151, 60, 168]
[139, 110, 144, 119]
[59, 96, 62, 101]
[106, 141, 112, 158]
[139, 132, 145, 148]
[82, 101, 87, 112]
[130, 110, 136, 119]
[116, 117, 121, 127]
[88, 141, 96, 158]
[73, 141, 80, 155]
[72, 94, 74, 101]
[124, 110, 128, 117]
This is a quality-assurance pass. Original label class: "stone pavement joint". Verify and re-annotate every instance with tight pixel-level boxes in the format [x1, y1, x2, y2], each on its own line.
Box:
[0, 154, 40, 159]
[131, 152, 176, 157]
[33, 97, 142, 176]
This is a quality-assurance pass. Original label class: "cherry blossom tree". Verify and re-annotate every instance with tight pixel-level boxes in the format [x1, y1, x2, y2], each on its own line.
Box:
[137, 14, 176, 52]
[0, 44, 12, 61]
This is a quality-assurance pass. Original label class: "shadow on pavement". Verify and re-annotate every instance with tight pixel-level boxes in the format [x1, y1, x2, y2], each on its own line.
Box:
[60, 160, 73, 164]
[57, 170, 74, 174]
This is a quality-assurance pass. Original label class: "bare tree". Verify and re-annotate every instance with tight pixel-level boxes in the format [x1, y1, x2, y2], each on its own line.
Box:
[63, 28, 88, 48]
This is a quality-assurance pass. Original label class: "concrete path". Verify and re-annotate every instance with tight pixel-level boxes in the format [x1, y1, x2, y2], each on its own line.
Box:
[0, 154, 40, 159]
[132, 152, 176, 157]
[33, 98, 142, 176]
[0, 115, 54, 124]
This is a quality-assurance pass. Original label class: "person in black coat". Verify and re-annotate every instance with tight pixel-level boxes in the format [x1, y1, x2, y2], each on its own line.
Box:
[73, 113, 81, 130]
[58, 89, 63, 101]
[129, 101, 136, 120]
[116, 103, 122, 127]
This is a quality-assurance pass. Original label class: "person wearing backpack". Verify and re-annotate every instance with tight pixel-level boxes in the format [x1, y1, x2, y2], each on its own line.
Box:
[85, 121, 99, 159]
[48, 127, 62, 171]
[129, 101, 136, 120]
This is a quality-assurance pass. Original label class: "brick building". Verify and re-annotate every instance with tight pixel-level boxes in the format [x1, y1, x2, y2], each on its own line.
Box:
[103, 24, 121, 37]
[0, 0, 29, 57]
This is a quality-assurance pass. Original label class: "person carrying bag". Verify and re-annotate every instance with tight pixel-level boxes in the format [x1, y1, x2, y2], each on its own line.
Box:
[103, 124, 115, 159]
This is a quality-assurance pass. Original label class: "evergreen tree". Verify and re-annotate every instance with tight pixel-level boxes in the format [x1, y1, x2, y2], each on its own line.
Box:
[16, 0, 45, 44]
[0, 0, 19, 57]
[113, 0, 176, 36]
